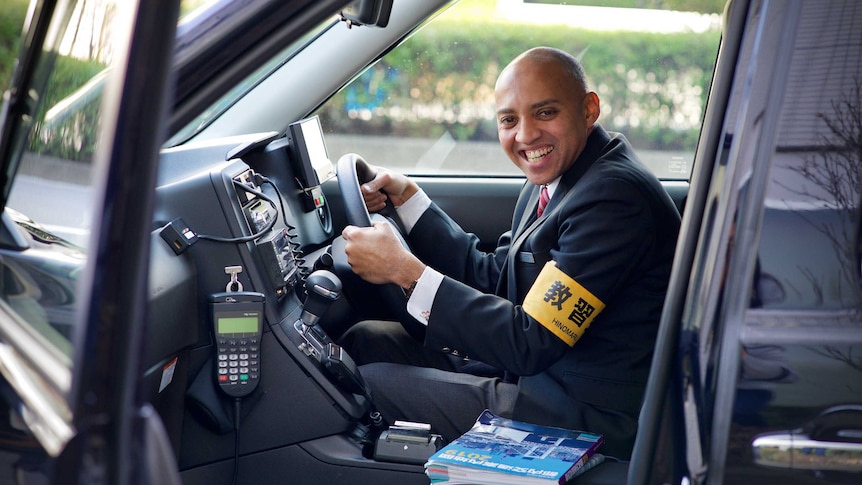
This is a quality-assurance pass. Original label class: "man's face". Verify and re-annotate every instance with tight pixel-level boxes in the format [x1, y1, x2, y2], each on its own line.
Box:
[495, 58, 599, 186]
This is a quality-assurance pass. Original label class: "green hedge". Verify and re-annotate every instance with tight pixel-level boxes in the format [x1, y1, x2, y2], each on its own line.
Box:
[1, 0, 106, 162]
[0, 0, 29, 92]
[320, 17, 720, 150]
[30, 55, 106, 162]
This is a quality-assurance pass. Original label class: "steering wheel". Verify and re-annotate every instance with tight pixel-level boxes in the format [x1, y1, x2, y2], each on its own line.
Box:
[336, 153, 375, 226]
[336, 153, 410, 233]
[333, 153, 426, 340]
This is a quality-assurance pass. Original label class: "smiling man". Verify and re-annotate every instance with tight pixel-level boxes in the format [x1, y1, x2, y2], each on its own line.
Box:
[339, 47, 681, 459]
[495, 49, 599, 186]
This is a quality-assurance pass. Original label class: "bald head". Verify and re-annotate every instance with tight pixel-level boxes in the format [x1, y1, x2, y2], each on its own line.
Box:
[496, 47, 590, 95]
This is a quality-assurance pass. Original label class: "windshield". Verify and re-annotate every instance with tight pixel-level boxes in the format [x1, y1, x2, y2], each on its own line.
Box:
[170, 0, 721, 180]
[167, 15, 339, 146]
[312, 0, 721, 179]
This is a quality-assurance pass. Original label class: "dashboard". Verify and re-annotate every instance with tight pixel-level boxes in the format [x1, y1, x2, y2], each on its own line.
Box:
[149, 120, 377, 470]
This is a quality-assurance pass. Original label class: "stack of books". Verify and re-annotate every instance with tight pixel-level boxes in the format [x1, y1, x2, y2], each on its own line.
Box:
[424, 410, 604, 484]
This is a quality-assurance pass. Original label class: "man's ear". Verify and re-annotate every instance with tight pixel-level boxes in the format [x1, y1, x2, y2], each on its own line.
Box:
[584, 92, 601, 126]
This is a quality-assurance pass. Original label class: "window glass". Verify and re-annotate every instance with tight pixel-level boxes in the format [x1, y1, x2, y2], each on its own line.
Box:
[0, 0, 29, 93]
[166, 9, 337, 147]
[0, 0, 255, 359]
[2, 1, 127, 356]
[754, 0, 862, 310]
[316, 0, 722, 179]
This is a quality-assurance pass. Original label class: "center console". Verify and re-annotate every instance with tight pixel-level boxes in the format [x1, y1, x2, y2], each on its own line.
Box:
[153, 120, 434, 483]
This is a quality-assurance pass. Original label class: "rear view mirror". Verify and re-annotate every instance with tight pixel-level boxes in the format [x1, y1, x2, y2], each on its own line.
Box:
[341, 0, 393, 28]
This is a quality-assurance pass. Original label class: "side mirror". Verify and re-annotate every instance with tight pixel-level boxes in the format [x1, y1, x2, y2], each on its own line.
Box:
[340, 0, 393, 28]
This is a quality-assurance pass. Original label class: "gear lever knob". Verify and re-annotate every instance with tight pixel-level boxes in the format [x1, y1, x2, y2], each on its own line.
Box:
[300, 270, 342, 327]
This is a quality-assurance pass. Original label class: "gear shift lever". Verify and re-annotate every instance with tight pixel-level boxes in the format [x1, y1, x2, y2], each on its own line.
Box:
[295, 270, 368, 397]
[300, 270, 342, 330]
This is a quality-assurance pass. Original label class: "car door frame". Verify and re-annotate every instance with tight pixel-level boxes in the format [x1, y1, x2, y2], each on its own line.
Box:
[628, 0, 862, 483]
[0, 0, 183, 483]
[627, 0, 751, 482]
[61, 0, 185, 481]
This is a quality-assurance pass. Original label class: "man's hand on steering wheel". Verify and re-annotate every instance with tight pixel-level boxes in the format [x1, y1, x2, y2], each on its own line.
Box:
[334, 153, 429, 340]
[359, 165, 420, 212]
[341, 222, 425, 289]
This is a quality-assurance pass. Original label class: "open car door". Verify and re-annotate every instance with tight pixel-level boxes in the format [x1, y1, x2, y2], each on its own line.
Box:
[0, 1, 181, 483]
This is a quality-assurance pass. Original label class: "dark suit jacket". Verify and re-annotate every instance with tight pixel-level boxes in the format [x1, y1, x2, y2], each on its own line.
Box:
[407, 125, 680, 458]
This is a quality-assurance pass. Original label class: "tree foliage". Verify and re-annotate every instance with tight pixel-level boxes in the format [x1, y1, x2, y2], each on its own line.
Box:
[0, 0, 30, 92]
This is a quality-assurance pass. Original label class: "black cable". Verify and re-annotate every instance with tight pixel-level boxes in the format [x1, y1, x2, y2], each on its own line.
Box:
[196, 180, 279, 243]
[254, 174, 311, 282]
[254, 175, 288, 228]
[233, 398, 242, 485]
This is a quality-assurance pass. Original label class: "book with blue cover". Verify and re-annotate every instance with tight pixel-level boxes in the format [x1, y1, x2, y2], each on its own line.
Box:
[424, 410, 604, 484]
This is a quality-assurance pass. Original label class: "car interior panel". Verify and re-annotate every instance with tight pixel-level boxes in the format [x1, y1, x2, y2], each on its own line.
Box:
[148, 128, 433, 482]
[140, 104, 689, 483]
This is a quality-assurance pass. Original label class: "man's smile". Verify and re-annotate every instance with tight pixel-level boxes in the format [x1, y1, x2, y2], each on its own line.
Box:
[525, 146, 554, 162]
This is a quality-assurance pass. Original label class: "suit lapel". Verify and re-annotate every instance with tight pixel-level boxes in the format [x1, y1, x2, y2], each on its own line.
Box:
[511, 182, 566, 256]
[498, 125, 615, 302]
[505, 184, 554, 301]
[514, 185, 540, 239]
[497, 183, 535, 298]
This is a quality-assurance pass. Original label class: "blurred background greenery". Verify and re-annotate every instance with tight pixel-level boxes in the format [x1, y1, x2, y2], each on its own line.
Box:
[2, 0, 722, 160]
[0, 0, 28, 91]
[319, 0, 721, 151]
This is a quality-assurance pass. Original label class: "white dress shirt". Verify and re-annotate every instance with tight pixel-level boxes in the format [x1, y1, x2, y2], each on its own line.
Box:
[395, 178, 560, 325]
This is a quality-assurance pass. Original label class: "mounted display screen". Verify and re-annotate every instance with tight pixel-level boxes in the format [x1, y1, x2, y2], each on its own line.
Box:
[288, 116, 335, 189]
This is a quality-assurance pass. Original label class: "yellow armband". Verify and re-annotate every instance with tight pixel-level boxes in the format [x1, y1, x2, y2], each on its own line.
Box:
[522, 261, 605, 347]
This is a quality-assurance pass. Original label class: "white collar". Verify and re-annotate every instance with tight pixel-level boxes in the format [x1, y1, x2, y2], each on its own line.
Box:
[544, 177, 561, 199]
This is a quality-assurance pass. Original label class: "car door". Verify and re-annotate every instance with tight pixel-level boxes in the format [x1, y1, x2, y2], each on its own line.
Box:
[709, 0, 862, 481]
[0, 0, 182, 483]
[631, 0, 862, 483]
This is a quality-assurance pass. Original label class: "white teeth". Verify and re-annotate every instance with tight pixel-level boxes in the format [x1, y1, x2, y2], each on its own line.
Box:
[526, 146, 553, 161]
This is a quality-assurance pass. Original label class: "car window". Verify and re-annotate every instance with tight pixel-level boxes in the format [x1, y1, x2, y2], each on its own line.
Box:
[1, 1, 130, 357]
[753, 1, 862, 310]
[315, 0, 722, 179]
[0, 1, 29, 94]
[0, 0, 212, 360]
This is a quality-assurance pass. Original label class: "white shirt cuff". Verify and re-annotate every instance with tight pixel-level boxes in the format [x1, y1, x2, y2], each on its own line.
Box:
[395, 188, 431, 233]
[406, 266, 444, 325]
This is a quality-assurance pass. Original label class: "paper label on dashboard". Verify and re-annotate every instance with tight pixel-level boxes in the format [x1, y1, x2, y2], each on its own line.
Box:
[159, 357, 179, 393]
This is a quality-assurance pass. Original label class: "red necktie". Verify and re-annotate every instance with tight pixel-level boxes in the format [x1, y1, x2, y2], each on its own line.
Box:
[537, 185, 550, 218]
